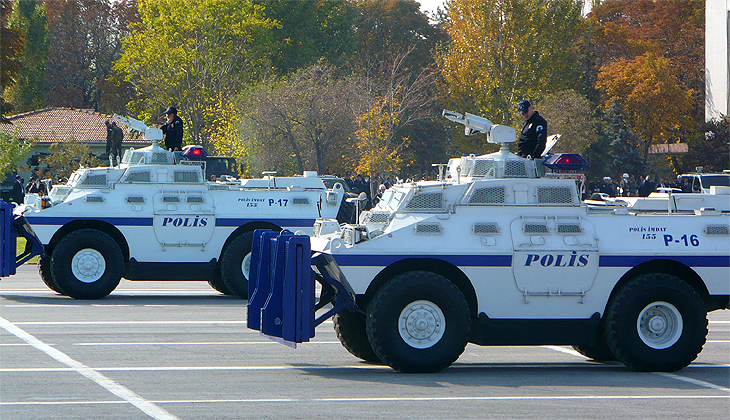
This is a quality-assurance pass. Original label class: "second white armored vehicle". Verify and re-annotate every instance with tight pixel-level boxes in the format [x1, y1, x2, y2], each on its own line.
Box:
[247, 110, 730, 373]
[1, 117, 349, 299]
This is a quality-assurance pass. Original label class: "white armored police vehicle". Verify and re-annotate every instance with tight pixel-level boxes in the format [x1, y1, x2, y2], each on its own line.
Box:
[0, 117, 350, 299]
[246, 110, 730, 373]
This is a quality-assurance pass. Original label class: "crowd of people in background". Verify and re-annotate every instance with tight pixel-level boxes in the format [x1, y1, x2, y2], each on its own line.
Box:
[588, 173, 692, 199]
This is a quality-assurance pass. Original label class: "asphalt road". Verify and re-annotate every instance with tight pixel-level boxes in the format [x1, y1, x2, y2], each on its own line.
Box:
[1, 264, 729, 420]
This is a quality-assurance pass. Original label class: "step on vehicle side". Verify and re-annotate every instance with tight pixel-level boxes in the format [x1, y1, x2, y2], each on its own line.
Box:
[248, 110, 730, 373]
[0, 116, 350, 299]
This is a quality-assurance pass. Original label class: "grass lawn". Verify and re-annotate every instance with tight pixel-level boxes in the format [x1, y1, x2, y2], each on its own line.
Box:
[15, 236, 39, 264]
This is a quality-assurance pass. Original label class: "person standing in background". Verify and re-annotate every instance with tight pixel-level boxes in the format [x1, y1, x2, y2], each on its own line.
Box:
[160, 106, 183, 151]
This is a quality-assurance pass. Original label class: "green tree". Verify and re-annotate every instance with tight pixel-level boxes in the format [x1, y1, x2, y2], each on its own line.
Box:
[538, 90, 598, 156]
[115, 0, 277, 149]
[680, 116, 730, 174]
[44, 138, 99, 179]
[0, 127, 34, 176]
[0, 0, 25, 120]
[437, 0, 585, 127]
[5, 0, 47, 113]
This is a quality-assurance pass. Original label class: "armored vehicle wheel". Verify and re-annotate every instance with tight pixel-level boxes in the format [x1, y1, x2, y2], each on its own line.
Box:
[38, 256, 64, 294]
[333, 310, 380, 363]
[605, 273, 707, 372]
[50, 229, 123, 300]
[366, 271, 471, 373]
[220, 232, 254, 299]
[208, 270, 234, 295]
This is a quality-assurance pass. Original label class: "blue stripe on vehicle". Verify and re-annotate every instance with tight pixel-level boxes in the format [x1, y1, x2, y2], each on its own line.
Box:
[215, 218, 316, 227]
[331, 254, 513, 267]
[24, 216, 153, 226]
[599, 255, 730, 267]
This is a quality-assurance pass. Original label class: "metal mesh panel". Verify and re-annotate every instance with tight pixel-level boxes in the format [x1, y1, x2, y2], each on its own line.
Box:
[80, 174, 107, 186]
[50, 186, 71, 198]
[504, 160, 528, 177]
[468, 186, 506, 204]
[364, 211, 391, 224]
[415, 222, 442, 234]
[537, 186, 573, 204]
[125, 171, 151, 183]
[162, 196, 180, 203]
[151, 152, 169, 163]
[126, 196, 145, 203]
[473, 222, 499, 234]
[706, 224, 730, 236]
[524, 222, 549, 234]
[85, 196, 104, 203]
[405, 192, 444, 210]
[472, 160, 494, 177]
[291, 197, 309, 205]
[557, 223, 582, 234]
[174, 171, 200, 183]
[187, 196, 204, 203]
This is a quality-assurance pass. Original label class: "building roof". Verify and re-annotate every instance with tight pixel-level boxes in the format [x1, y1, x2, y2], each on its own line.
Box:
[0, 107, 147, 145]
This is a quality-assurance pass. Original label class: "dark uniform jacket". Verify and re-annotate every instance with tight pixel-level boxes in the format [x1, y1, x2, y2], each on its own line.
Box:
[160, 115, 184, 151]
[517, 111, 548, 158]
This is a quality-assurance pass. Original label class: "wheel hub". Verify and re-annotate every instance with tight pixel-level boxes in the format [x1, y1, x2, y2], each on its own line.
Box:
[399, 300, 445, 349]
[242, 252, 251, 280]
[71, 248, 106, 283]
[637, 301, 683, 349]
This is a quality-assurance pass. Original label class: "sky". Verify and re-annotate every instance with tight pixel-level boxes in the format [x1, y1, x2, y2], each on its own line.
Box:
[417, 0, 446, 15]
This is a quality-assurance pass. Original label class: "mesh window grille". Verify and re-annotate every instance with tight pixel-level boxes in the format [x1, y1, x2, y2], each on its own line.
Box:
[292, 197, 309, 205]
[126, 171, 151, 183]
[504, 161, 528, 177]
[174, 171, 200, 183]
[405, 192, 444, 210]
[706, 224, 730, 236]
[85, 196, 104, 203]
[557, 223, 582, 234]
[469, 186, 506, 204]
[187, 196, 204, 203]
[151, 153, 169, 163]
[524, 222, 549, 234]
[365, 211, 391, 223]
[415, 222, 443, 234]
[537, 186, 573, 204]
[126, 196, 145, 203]
[81, 174, 107, 186]
[162, 196, 180, 203]
[472, 160, 494, 177]
[473, 222, 500, 234]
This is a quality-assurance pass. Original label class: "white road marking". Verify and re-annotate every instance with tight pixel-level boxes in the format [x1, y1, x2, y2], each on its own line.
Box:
[11, 320, 248, 325]
[0, 316, 179, 420]
[1, 395, 728, 406]
[75, 341, 341, 346]
[543, 345, 584, 357]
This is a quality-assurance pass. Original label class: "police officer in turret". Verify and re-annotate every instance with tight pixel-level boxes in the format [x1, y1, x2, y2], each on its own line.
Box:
[160, 106, 183, 151]
[516, 99, 548, 158]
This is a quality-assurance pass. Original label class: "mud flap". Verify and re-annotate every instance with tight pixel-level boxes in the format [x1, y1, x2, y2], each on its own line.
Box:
[248, 229, 357, 347]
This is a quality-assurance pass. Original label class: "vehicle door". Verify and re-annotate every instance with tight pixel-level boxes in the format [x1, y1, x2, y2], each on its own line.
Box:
[152, 190, 216, 247]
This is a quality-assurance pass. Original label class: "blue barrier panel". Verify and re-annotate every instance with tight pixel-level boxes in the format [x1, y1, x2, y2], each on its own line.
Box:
[247, 229, 279, 331]
[280, 235, 315, 343]
[1, 202, 16, 277]
[260, 231, 293, 338]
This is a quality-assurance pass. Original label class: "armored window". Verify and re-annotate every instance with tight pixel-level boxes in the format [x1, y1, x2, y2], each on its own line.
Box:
[85, 196, 104, 203]
[537, 186, 573, 204]
[80, 174, 107, 187]
[187, 195, 204, 203]
[504, 160, 528, 178]
[162, 195, 180, 203]
[705, 224, 729, 236]
[291, 197, 309, 205]
[524, 222, 549, 235]
[125, 170, 151, 183]
[405, 191, 444, 211]
[126, 196, 145, 203]
[473, 222, 500, 235]
[151, 152, 169, 163]
[472, 159, 494, 177]
[557, 223, 582, 234]
[174, 171, 200, 183]
[415, 222, 443, 234]
[468, 186, 506, 204]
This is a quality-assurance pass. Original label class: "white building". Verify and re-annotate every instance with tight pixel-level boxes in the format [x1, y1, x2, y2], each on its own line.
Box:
[706, 0, 730, 121]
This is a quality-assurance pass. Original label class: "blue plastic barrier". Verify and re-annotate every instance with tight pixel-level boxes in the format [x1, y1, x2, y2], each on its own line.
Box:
[1, 202, 15, 277]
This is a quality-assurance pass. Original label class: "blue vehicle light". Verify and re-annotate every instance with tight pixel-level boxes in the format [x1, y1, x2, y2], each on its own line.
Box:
[542, 153, 588, 171]
[181, 145, 208, 160]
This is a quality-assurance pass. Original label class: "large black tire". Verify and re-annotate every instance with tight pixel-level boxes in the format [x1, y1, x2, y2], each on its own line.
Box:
[605, 273, 707, 372]
[220, 232, 254, 299]
[50, 229, 123, 300]
[572, 325, 617, 362]
[208, 269, 234, 295]
[366, 271, 471, 373]
[333, 310, 381, 363]
[38, 256, 64, 294]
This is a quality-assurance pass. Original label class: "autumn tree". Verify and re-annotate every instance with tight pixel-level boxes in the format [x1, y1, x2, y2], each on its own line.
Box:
[5, 0, 47, 113]
[538, 90, 598, 156]
[596, 53, 694, 164]
[115, 0, 276, 148]
[45, 0, 137, 112]
[1, 0, 25, 119]
[437, 0, 585, 128]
